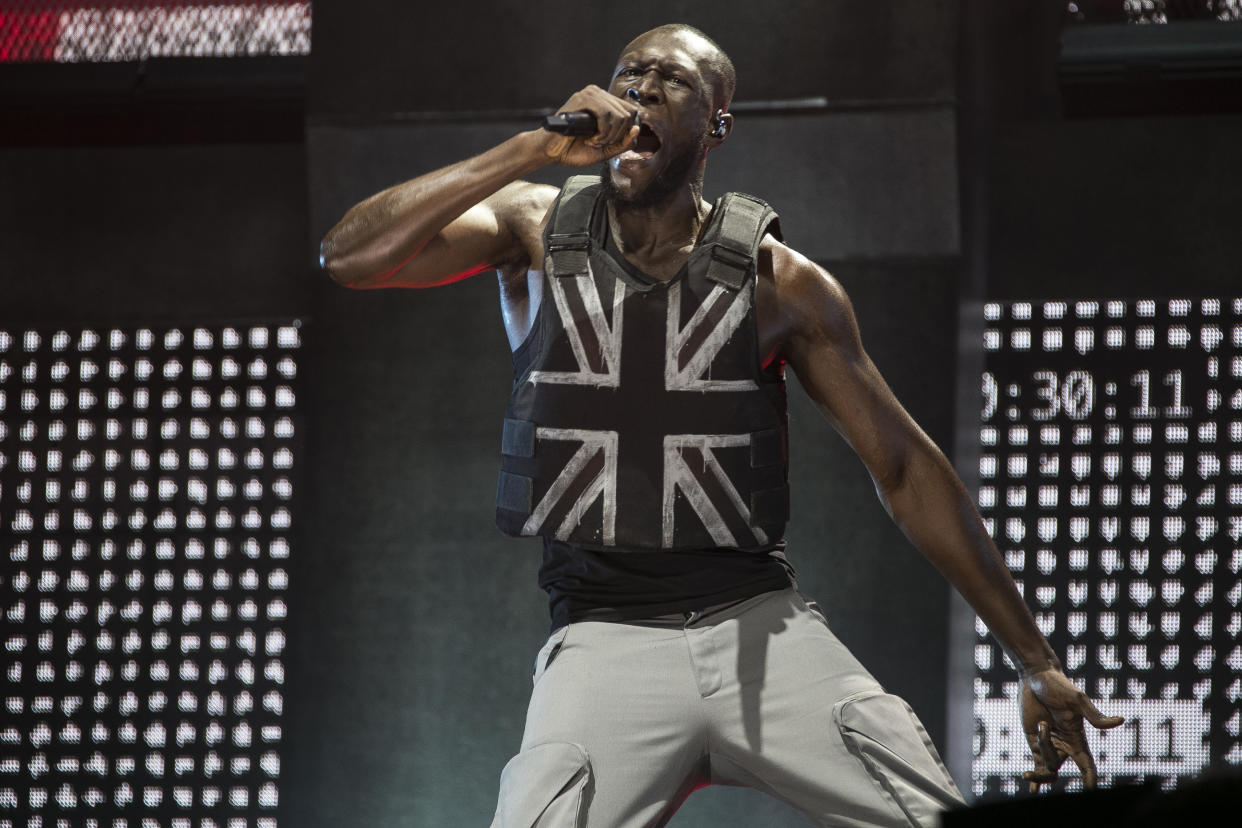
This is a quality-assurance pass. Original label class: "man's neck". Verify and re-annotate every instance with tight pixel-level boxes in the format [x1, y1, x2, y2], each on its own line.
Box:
[606, 181, 711, 282]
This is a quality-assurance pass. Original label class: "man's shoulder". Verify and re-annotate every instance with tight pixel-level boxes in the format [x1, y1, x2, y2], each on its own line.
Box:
[494, 180, 560, 222]
[756, 236, 851, 318]
[489, 181, 561, 265]
[757, 235, 823, 285]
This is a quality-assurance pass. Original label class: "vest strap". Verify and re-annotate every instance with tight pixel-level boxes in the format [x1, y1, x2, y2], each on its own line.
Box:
[706, 245, 750, 290]
[750, 428, 784, 468]
[501, 418, 536, 458]
[700, 192, 780, 291]
[545, 175, 600, 278]
[750, 486, 789, 529]
[496, 470, 533, 515]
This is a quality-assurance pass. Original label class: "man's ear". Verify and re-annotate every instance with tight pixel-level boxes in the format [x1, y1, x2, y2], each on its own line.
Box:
[707, 109, 733, 146]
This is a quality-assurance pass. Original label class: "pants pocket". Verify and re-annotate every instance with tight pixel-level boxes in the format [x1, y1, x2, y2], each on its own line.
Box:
[490, 741, 592, 828]
[834, 690, 964, 827]
[532, 625, 570, 686]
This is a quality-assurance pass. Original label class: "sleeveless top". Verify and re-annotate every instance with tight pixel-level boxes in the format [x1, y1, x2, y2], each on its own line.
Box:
[495, 175, 791, 552]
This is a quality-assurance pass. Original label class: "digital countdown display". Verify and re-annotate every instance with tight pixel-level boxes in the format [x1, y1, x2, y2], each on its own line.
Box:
[0, 323, 300, 826]
[971, 298, 1242, 798]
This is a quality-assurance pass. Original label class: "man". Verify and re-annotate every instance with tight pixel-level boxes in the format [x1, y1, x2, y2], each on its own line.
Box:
[321, 24, 1122, 827]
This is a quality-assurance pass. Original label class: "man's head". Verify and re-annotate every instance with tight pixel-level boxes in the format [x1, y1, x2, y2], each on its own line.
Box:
[601, 24, 736, 209]
[624, 24, 735, 111]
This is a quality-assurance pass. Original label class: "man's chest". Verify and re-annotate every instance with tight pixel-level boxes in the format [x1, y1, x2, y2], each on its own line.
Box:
[497, 253, 789, 550]
[499, 255, 785, 372]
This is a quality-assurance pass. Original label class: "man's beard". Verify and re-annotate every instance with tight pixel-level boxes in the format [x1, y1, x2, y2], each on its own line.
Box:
[600, 136, 705, 210]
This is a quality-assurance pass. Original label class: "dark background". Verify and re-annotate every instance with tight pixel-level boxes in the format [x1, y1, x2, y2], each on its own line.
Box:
[2, 0, 1239, 824]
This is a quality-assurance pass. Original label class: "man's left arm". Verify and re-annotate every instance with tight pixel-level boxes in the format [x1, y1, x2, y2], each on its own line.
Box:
[764, 241, 1123, 789]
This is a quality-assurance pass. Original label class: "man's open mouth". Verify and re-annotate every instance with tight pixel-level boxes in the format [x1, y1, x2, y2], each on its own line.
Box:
[633, 124, 661, 154]
[617, 123, 662, 163]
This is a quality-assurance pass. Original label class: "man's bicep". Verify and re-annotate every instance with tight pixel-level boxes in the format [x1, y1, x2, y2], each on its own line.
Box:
[391, 201, 514, 287]
[782, 262, 923, 486]
[385, 181, 554, 288]
[780, 260, 872, 426]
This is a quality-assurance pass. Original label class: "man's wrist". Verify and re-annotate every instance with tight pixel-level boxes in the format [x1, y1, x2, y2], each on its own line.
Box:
[1015, 651, 1063, 679]
[513, 128, 560, 172]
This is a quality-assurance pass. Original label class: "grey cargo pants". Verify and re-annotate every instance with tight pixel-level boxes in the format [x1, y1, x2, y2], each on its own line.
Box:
[490, 588, 964, 827]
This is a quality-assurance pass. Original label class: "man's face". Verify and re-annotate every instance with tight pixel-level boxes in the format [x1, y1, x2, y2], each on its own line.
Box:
[602, 29, 720, 207]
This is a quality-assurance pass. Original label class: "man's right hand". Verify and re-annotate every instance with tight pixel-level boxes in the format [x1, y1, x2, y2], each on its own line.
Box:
[542, 85, 641, 167]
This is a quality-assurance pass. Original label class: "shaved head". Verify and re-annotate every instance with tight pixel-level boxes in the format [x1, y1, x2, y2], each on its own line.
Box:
[623, 24, 736, 110]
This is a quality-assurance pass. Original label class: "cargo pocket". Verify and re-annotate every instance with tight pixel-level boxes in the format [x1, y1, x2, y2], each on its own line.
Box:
[490, 742, 592, 828]
[834, 690, 964, 827]
[532, 626, 570, 686]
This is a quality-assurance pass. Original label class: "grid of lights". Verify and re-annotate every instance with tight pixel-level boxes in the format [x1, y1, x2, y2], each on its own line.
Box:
[0, 323, 300, 825]
[0, 2, 311, 64]
[972, 298, 1242, 798]
[1065, 0, 1242, 24]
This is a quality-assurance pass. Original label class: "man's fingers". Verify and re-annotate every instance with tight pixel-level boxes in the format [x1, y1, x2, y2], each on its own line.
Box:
[1046, 719, 1107, 789]
[589, 113, 634, 149]
[1017, 668, 1118, 792]
[1078, 756, 1099, 789]
[1084, 710, 1125, 730]
[591, 125, 640, 162]
[1022, 768, 1057, 794]
[1048, 732, 1073, 755]
[1060, 734, 1101, 789]
[616, 124, 640, 151]
[1036, 720, 1059, 772]
[590, 98, 638, 148]
[1066, 692, 1124, 731]
[559, 84, 639, 150]
[1023, 720, 1068, 794]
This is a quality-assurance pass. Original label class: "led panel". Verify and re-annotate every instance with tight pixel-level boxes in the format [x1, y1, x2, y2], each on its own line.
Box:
[972, 299, 1242, 798]
[0, 2, 311, 63]
[0, 323, 300, 826]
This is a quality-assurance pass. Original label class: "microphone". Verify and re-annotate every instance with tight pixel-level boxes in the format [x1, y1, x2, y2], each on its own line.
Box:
[542, 111, 597, 136]
[542, 88, 641, 136]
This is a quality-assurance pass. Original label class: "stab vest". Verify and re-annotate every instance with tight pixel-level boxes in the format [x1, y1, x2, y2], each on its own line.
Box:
[495, 175, 789, 552]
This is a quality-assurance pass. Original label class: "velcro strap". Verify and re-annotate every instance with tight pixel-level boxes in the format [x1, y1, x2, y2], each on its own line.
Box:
[700, 192, 779, 291]
[750, 486, 789, 528]
[501, 418, 536, 458]
[549, 251, 589, 277]
[544, 175, 600, 277]
[750, 428, 784, 468]
[547, 231, 591, 277]
[547, 232, 589, 251]
[496, 471, 533, 515]
[706, 243, 752, 290]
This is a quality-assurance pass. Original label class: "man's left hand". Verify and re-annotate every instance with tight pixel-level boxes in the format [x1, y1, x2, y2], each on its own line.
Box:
[1020, 667, 1125, 792]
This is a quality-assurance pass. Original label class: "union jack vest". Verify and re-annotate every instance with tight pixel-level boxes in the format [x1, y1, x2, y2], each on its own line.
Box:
[494, 175, 790, 551]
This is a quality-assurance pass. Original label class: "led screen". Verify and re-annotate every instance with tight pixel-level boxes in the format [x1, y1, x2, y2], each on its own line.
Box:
[0, 1, 311, 63]
[971, 299, 1241, 798]
[0, 323, 300, 825]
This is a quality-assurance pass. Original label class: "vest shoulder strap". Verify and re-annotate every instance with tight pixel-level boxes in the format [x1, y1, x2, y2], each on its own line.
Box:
[699, 192, 782, 291]
[543, 179, 781, 290]
[544, 175, 601, 278]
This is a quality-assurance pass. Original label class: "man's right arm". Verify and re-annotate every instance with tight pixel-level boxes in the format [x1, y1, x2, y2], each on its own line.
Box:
[320, 132, 550, 289]
[319, 87, 640, 289]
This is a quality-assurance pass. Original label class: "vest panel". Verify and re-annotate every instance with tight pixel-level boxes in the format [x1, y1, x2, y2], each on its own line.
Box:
[495, 175, 789, 552]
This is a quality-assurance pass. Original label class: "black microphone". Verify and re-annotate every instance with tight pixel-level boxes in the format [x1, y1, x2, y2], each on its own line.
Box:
[542, 111, 597, 136]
